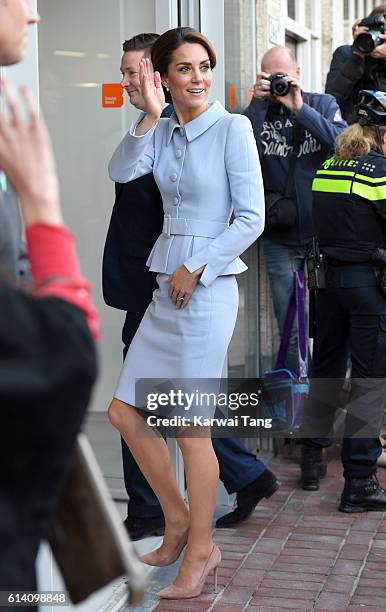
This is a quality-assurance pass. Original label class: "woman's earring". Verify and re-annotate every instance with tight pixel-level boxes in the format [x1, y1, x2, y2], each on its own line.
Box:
[165, 85, 170, 91]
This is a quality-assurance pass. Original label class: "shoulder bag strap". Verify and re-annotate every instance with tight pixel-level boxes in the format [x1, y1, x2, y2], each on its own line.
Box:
[295, 269, 308, 378]
[274, 269, 308, 377]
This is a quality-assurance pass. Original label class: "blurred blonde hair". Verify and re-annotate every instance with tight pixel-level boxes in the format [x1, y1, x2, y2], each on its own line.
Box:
[335, 123, 386, 160]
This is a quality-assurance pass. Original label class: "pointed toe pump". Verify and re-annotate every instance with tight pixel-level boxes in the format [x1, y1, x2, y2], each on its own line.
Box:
[157, 544, 222, 599]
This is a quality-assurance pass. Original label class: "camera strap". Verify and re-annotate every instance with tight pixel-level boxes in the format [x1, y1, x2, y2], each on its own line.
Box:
[284, 121, 303, 198]
[283, 93, 309, 198]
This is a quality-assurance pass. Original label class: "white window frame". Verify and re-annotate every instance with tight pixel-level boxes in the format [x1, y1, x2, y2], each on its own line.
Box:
[178, 0, 201, 29]
[285, 0, 322, 93]
[156, 0, 179, 32]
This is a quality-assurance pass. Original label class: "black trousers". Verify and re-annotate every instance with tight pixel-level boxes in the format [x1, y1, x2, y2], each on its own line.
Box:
[302, 264, 386, 478]
[121, 312, 266, 518]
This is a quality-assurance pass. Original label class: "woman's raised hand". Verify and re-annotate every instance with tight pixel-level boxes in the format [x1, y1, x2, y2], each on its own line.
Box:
[139, 58, 165, 120]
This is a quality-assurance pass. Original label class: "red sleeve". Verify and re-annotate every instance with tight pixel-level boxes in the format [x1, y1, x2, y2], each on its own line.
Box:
[25, 223, 100, 340]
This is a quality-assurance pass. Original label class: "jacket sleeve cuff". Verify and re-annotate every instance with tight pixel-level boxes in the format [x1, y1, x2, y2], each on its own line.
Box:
[295, 102, 327, 129]
[343, 48, 365, 78]
[129, 116, 158, 138]
[295, 102, 313, 122]
[198, 265, 217, 287]
[184, 252, 218, 288]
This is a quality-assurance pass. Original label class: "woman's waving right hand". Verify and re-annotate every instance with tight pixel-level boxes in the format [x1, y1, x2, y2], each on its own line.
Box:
[140, 58, 165, 119]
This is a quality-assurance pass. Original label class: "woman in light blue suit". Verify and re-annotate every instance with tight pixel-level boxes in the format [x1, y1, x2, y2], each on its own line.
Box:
[108, 27, 264, 599]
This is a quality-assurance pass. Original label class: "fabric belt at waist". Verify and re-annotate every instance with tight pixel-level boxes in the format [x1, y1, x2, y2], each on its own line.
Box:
[162, 215, 228, 239]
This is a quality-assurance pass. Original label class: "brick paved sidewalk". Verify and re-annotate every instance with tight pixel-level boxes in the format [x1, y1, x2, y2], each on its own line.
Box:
[150, 445, 386, 612]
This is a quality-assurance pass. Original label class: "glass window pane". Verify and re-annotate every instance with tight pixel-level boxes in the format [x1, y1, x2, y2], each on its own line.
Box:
[344, 0, 349, 20]
[285, 34, 298, 60]
[287, 0, 296, 19]
[36, 0, 157, 480]
[224, 0, 259, 377]
[224, 0, 255, 112]
[305, 0, 312, 29]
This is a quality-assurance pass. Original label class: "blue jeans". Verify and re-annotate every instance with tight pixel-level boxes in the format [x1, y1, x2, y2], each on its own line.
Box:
[263, 238, 308, 373]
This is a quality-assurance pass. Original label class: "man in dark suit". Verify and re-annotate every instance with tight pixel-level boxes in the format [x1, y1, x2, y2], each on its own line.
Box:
[103, 34, 280, 540]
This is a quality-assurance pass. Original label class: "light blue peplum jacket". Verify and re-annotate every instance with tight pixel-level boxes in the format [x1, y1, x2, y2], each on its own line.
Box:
[108, 101, 265, 287]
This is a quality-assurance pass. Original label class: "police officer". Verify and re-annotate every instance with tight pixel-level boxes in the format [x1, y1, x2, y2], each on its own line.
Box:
[300, 90, 386, 512]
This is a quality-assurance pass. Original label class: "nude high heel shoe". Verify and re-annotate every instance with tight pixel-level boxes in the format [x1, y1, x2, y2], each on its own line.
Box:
[140, 529, 189, 567]
[157, 544, 222, 599]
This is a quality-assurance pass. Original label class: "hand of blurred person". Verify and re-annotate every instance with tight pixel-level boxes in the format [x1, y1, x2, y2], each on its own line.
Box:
[0, 79, 62, 226]
[371, 34, 386, 59]
[275, 75, 303, 114]
[352, 19, 369, 40]
[252, 72, 271, 101]
[135, 58, 165, 135]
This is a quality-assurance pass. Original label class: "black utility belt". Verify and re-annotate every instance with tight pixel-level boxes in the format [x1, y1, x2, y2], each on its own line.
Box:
[322, 258, 385, 294]
[324, 256, 373, 267]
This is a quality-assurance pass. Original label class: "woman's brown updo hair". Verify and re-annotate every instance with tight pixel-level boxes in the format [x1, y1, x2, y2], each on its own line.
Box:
[151, 27, 217, 77]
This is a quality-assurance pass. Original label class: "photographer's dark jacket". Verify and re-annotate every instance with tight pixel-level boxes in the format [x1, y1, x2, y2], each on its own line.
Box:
[325, 45, 386, 123]
[244, 93, 347, 245]
[312, 150, 386, 261]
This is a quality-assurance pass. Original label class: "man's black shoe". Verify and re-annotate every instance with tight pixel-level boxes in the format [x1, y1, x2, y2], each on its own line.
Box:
[300, 446, 327, 491]
[123, 515, 165, 541]
[216, 469, 281, 528]
[339, 475, 386, 513]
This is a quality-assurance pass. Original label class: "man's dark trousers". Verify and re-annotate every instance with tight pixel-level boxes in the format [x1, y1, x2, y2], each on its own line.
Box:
[122, 312, 266, 519]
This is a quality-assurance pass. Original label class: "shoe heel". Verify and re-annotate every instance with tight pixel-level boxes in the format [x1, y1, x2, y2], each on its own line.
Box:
[213, 565, 218, 593]
[265, 479, 281, 499]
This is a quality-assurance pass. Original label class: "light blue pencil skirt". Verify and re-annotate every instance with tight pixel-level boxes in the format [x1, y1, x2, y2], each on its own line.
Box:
[114, 273, 239, 418]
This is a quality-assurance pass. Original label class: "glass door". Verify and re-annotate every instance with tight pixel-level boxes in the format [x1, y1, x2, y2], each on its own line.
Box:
[36, 0, 177, 494]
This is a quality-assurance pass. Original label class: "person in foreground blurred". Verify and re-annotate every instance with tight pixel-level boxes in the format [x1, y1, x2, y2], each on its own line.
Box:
[300, 90, 386, 512]
[0, 0, 98, 598]
[108, 27, 264, 599]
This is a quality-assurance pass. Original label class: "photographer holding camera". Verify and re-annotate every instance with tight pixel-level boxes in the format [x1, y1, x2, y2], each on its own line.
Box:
[326, 4, 386, 124]
[245, 46, 346, 372]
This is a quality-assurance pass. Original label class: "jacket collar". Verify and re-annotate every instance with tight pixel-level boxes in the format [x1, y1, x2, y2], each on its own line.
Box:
[166, 101, 226, 145]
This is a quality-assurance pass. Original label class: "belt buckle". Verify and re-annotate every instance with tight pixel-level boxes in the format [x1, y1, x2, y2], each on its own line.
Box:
[163, 214, 171, 238]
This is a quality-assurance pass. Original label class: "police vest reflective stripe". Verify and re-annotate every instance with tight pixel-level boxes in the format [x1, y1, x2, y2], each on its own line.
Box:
[312, 169, 386, 201]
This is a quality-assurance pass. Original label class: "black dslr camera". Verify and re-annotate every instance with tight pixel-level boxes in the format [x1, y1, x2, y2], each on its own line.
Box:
[353, 14, 386, 55]
[268, 72, 291, 97]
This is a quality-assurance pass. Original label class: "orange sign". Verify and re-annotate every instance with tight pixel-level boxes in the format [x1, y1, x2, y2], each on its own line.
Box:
[102, 83, 124, 108]
[229, 84, 235, 110]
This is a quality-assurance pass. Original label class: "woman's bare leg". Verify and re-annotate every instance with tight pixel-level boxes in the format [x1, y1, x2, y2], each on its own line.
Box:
[108, 399, 189, 556]
[172, 432, 219, 588]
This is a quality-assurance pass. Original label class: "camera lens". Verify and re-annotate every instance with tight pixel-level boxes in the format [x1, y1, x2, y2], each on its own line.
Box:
[353, 32, 377, 54]
[271, 76, 290, 97]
